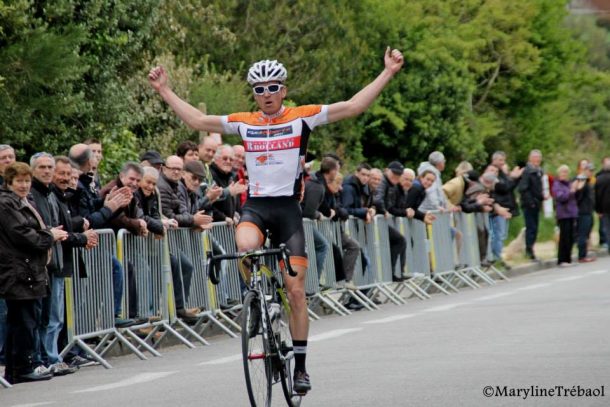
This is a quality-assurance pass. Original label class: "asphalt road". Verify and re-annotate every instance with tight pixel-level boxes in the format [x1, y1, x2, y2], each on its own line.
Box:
[2, 260, 609, 407]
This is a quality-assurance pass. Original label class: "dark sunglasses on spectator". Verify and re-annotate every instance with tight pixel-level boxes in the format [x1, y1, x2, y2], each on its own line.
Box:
[252, 84, 284, 95]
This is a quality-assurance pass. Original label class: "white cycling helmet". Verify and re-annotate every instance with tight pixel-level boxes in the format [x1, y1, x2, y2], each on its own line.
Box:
[247, 60, 287, 86]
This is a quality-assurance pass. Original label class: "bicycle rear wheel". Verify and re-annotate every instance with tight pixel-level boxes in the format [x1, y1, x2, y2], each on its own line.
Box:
[242, 291, 272, 407]
[278, 306, 302, 406]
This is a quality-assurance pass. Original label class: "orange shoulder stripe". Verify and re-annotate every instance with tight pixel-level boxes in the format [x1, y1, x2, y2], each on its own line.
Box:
[227, 112, 263, 126]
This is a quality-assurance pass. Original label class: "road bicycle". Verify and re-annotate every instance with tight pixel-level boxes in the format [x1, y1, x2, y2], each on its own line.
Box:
[207, 243, 303, 407]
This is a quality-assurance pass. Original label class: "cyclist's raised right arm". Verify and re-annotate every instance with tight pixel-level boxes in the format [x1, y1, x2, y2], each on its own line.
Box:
[148, 66, 224, 133]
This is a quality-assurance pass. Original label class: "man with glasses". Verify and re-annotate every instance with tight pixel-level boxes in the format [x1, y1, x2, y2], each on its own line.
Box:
[149, 46, 404, 394]
[210, 145, 243, 225]
[157, 155, 213, 322]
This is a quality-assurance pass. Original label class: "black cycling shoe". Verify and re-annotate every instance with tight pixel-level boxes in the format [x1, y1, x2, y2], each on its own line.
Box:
[293, 371, 311, 395]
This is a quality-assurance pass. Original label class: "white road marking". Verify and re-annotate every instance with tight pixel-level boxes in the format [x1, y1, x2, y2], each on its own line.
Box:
[590, 270, 608, 275]
[11, 403, 56, 407]
[516, 283, 552, 291]
[422, 303, 468, 312]
[555, 275, 585, 282]
[473, 292, 515, 302]
[309, 328, 363, 342]
[199, 354, 242, 366]
[362, 314, 418, 324]
[72, 372, 177, 393]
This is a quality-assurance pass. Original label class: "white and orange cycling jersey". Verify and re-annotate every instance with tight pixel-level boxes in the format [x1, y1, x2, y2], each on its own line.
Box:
[221, 105, 329, 198]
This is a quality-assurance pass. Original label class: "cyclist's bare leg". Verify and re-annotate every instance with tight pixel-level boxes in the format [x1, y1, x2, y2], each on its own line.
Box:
[282, 261, 308, 340]
[235, 222, 265, 281]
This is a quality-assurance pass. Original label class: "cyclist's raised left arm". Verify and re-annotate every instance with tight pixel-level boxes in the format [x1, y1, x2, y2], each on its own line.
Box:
[327, 47, 403, 124]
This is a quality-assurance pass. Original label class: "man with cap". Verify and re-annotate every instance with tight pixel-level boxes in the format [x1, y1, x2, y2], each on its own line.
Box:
[140, 150, 164, 170]
[180, 159, 239, 309]
[373, 161, 408, 281]
[157, 155, 213, 322]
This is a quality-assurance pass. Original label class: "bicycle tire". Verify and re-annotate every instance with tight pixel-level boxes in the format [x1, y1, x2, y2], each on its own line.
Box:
[278, 304, 302, 406]
[242, 291, 272, 407]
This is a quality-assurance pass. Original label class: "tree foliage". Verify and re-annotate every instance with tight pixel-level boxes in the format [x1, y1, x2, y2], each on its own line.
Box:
[1, 0, 609, 176]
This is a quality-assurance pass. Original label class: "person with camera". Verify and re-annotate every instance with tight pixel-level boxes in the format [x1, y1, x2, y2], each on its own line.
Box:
[574, 160, 596, 263]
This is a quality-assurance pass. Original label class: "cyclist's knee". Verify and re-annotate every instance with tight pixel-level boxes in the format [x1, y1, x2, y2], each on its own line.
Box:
[287, 284, 306, 308]
[236, 223, 264, 251]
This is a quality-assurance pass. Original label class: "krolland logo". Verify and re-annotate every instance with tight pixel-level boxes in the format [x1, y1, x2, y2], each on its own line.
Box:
[245, 136, 300, 152]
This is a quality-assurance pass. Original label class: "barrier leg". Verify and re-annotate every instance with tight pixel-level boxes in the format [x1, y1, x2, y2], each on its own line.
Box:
[465, 266, 496, 285]
[157, 322, 196, 349]
[307, 307, 321, 321]
[215, 310, 242, 333]
[416, 276, 451, 296]
[0, 376, 12, 388]
[381, 283, 407, 304]
[112, 329, 148, 360]
[376, 283, 405, 305]
[196, 311, 238, 339]
[433, 274, 460, 293]
[397, 280, 429, 300]
[486, 265, 511, 281]
[122, 329, 162, 357]
[321, 292, 353, 315]
[455, 270, 481, 289]
[69, 337, 113, 369]
[344, 290, 376, 311]
[314, 293, 349, 316]
[146, 321, 196, 349]
[174, 319, 210, 346]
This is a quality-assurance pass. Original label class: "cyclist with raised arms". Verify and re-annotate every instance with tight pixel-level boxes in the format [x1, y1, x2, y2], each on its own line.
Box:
[148, 47, 403, 394]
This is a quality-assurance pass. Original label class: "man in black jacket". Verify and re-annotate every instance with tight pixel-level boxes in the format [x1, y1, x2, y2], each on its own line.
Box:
[301, 157, 338, 281]
[51, 156, 99, 368]
[575, 162, 595, 262]
[518, 150, 544, 260]
[69, 144, 135, 327]
[595, 158, 610, 255]
[490, 151, 523, 267]
[341, 163, 376, 222]
[373, 161, 407, 281]
[30, 153, 76, 376]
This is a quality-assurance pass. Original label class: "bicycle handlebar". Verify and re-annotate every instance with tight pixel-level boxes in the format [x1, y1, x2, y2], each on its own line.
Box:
[206, 243, 297, 285]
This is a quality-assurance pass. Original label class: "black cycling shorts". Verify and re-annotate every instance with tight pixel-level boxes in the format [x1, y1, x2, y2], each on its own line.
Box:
[237, 196, 307, 261]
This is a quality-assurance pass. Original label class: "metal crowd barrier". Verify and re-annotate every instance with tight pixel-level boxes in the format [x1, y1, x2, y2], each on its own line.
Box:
[482, 214, 511, 281]
[49, 208, 508, 373]
[365, 215, 405, 305]
[453, 213, 498, 285]
[317, 219, 375, 311]
[427, 212, 480, 291]
[117, 230, 197, 351]
[390, 217, 434, 299]
[303, 219, 349, 317]
[62, 229, 149, 368]
[166, 228, 235, 343]
[207, 222, 246, 331]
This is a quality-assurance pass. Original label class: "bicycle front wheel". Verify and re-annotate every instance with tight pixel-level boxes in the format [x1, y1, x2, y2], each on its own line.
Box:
[242, 291, 272, 407]
[278, 304, 302, 406]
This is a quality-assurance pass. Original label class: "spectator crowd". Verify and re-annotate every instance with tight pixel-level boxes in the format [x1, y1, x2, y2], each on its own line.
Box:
[1, 138, 608, 385]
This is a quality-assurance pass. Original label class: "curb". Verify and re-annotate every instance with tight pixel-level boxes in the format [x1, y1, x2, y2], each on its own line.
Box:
[504, 248, 608, 278]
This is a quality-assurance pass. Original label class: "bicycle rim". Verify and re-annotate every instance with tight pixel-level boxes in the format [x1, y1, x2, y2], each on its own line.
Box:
[242, 291, 272, 407]
[278, 306, 302, 406]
